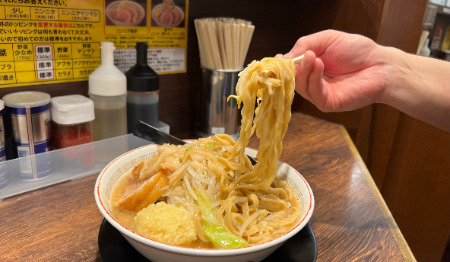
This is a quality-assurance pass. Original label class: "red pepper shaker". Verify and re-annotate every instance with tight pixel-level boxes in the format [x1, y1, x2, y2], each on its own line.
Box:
[51, 95, 95, 167]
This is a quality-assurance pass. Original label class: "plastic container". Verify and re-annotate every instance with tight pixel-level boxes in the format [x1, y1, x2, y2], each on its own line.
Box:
[51, 95, 94, 149]
[419, 39, 431, 57]
[89, 41, 127, 141]
[51, 95, 95, 167]
[125, 42, 159, 133]
[0, 134, 150, 200]
[2, 91, 52, 180]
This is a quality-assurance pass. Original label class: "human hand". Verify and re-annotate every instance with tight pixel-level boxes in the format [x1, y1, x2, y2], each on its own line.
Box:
[281, 30, 388, 112]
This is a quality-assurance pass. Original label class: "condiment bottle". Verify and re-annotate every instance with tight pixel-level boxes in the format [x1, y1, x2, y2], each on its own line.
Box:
[51, 95, 95, 167]
[51, 95, 94, 149]
[125, 42, 159, 133]
[89, 41, 127, 141]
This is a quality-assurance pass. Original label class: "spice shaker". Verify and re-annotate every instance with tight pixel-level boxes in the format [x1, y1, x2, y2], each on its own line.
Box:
[51, 95, 94, 149]
[125, 42, 159, 133]
[51, 95, 95, 167]
[89, 41, 127, 141]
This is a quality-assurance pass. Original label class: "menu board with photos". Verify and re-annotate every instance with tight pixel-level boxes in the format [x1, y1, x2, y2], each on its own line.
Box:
[0, 0, 189, 88]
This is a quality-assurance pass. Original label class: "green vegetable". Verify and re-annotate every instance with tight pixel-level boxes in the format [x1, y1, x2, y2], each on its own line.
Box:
[196, 190, 248, 248]
[185, 145, 193, 152]
[205, 142, 216, 148]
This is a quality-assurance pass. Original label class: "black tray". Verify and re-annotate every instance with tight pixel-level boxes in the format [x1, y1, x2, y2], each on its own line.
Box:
[98, 219, 317, 262]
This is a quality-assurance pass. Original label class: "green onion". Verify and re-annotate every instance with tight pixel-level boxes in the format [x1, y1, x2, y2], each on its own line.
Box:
[196, 190, 248, 248]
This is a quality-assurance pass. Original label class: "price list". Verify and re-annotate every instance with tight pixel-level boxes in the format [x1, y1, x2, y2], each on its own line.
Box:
[0, 42, 100, 85]
[0, 0, 189, 87]
[0, 3, 101, 86]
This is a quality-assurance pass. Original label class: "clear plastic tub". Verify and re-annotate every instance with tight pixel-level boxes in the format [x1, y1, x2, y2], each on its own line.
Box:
[0, 134, 149, 200]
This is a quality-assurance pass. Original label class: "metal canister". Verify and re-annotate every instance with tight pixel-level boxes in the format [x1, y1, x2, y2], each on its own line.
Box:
[197, 68, 241, 139]
[2, 91, 52, 180]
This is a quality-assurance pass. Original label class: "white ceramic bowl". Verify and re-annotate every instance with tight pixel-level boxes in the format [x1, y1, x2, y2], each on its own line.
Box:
[106, 0, 145, 26]
[95, 143, 314, 262]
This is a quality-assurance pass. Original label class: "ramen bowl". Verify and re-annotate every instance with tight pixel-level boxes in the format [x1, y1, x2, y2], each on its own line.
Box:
[95, 143, 314, 262]
[106, 0, 145, 26]
[151, 3, 184, 27]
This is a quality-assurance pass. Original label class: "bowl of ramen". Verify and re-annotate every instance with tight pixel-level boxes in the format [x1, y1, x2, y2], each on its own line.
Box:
[95, 138, 314, 262]
[106, 0, 145, 26]
[95, 57, 313, 261]
[151, 0, 184, 27]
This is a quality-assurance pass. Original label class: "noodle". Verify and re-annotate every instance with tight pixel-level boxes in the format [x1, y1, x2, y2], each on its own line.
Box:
[110, 57, 299, 247]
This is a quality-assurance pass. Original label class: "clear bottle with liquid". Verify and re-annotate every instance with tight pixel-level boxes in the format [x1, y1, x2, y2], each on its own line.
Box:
[89, 41, 127, 141]
[125, 42, 159, 133]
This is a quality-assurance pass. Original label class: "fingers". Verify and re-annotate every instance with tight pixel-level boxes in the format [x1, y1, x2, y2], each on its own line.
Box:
[294, 51, 329, 112]
[294, 50, 317, 101]
[307, 58, 328, 111]
[287, 29, 342, 58]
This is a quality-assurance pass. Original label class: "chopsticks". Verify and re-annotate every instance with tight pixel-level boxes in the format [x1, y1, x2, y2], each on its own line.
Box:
[194, 17, 255, 70]
[291, 54, 304, 64]
[194, 16, 303, 71]
[261, 55, 305, 77]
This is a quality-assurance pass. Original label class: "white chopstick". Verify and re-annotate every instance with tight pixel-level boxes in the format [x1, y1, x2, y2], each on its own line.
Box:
[261, 54, 306, 77]
[291, 54, 304, 64]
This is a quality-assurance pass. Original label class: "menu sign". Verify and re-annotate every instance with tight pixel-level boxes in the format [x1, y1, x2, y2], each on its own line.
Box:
[0, 0, 188, 88]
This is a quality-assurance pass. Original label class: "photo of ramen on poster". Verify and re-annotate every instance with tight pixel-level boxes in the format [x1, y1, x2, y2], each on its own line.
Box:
[105, 0, 147, 27]
[151, 0, 186, 28]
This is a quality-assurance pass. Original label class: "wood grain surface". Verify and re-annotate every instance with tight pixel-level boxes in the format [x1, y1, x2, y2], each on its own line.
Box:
[0, 113, 415, 261]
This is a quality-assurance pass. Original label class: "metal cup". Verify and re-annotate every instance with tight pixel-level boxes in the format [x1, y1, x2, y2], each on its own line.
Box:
[2, 91, 52, 180]
[198, 68, 241, 139]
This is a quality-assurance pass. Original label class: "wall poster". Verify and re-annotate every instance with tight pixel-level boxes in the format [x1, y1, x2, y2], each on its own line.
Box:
[0, 0, 189, 88]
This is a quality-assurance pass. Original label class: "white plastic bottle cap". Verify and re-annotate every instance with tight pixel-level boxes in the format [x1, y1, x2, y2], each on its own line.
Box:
[88, 41, 126, 97]
[51, 95, 95, 125]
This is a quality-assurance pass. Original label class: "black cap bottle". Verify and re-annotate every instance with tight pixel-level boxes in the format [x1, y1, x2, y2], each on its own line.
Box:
[125, 42, 160, 133]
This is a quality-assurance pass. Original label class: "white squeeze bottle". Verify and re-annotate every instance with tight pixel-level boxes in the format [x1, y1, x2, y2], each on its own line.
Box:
[89, 41, 127, 141]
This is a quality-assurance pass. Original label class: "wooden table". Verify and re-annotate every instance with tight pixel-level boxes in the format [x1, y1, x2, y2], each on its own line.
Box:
[0, 113, 416, 261]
